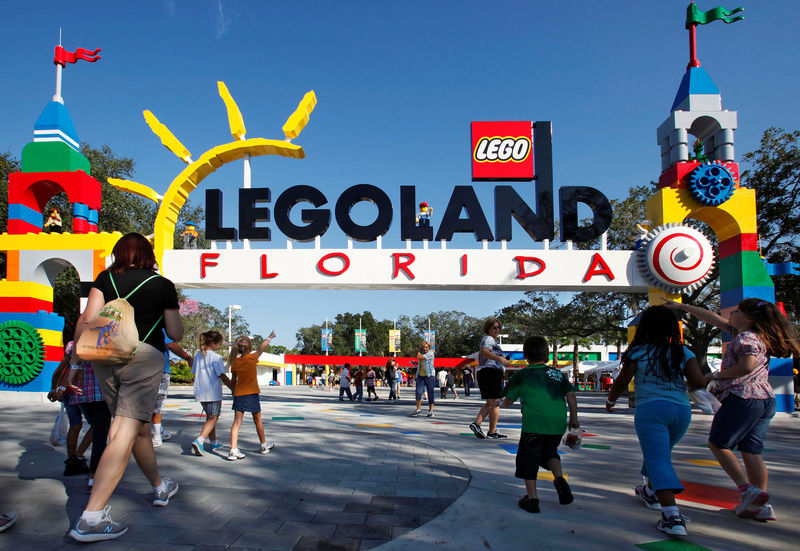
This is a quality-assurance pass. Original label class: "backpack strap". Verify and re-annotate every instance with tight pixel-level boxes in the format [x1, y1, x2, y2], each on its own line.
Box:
[132, 314, 164, 357]
[107, 272, 161, 300]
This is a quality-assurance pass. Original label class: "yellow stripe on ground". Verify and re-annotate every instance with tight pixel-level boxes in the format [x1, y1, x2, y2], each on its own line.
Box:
[356, 423, 393, 428]
[683, 459, 720, 466]
[537, 472, 568, 481]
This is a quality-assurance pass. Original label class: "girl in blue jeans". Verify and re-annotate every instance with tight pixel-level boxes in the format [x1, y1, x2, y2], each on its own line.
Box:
[606, 306, 705, 536]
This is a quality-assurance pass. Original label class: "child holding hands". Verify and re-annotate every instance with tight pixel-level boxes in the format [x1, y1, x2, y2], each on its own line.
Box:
[227, 331, 276, 460]
[190, 330, 232, 456]
[501, 335, 579, 513]
[664, 298, 800, 521]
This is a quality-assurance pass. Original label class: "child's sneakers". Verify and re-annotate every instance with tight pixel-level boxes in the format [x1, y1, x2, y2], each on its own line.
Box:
[755, 504, 777, 521]
[486, 432, 507, 439]
[410, 410, 422, 417]
[635, 484, 661, 510]
[227, 448, 245, 461]
[554, 476, 573, 505]
[260, 441, 275, 454]
[736, 484, 770, 516]
[152, 477, 179, 507]
[657, 513, 687, 536]
[191, 439, 204, 456]
[518, 495, 540, 513]
[427, 411, 435, 418]
[209, 442, 224, 451]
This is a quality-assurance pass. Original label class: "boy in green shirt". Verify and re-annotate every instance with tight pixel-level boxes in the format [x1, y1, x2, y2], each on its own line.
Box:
[501, 335, 579, 513]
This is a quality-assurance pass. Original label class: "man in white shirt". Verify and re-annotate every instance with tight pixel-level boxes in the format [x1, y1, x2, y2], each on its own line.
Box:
[338, 363, 354, 402]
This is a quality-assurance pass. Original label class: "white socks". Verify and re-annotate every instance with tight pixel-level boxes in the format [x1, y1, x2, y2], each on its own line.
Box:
[153, 423, 162, 434]
[196, 436, 206, 445]
[662, 505, 680, 518]
[80, 509, 103, 524]
[153, 479, 168, 493]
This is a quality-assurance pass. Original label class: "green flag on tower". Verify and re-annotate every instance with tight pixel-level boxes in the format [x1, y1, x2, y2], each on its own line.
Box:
[686, 3, 745, 29]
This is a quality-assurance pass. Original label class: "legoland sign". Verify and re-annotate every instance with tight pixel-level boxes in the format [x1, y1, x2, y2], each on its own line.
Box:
[201, 122, 613, 245]
[163, 121, 638, 291]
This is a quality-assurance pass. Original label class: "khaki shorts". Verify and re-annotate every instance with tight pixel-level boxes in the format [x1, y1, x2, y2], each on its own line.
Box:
[92, 343, 164, 423]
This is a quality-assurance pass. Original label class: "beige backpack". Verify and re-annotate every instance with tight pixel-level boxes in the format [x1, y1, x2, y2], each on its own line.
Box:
[76, 273, 162, 365]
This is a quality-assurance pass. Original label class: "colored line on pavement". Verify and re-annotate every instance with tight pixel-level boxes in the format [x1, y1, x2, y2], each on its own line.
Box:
[583, 433, 597, 437]
[283, 404, 303, 407]
[677, 480, 739, 509]
[536, 472, 568, 481]
[498, 444, 518, 454]
[272, 416, 305, 420]
[431, 422, 449, 424]
[582, 444, 611, 450]
[356, 423, 393, 428]
[636, 538, 713, 550]
[683, 459, 720, 466]
[183, 413, 206, 417]
[178, 408, 192, 411]
[359, 414, 376, 417]
[315, 409, 341, 412]
[497, 424, 522, 429]
[162, 404, 180, 408]
[401, 431, 422, 435]
[460, 433, 477, 437]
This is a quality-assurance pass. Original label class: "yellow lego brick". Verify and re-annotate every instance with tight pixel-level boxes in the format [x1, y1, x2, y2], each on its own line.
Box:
[645, 188, 758, 241]
[0, 232, 122, 257]
[0, 280, 54, 302]
[39, 328, 62, 348]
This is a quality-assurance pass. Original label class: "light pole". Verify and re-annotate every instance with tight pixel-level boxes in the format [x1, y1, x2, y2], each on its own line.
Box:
[228, 304, 242, 344]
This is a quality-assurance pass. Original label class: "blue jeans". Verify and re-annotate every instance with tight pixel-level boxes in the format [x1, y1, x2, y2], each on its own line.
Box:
[634, 400, 691, 493]
[339, 386, 353, 401]
[388, 380, 398, 400]
[353, 386, 363, 402]
[415, 376, 436, 404]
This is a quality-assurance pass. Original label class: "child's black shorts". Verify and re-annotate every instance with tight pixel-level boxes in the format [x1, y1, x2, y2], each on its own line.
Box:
[515, 432, 562, 480]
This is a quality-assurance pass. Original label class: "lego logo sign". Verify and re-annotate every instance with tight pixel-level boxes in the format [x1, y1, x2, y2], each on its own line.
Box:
[471, 121, 534, 181]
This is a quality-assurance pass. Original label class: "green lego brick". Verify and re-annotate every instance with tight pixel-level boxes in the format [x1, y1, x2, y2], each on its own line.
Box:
[21, 141, 90, 174]
[719, 252, 774, 292]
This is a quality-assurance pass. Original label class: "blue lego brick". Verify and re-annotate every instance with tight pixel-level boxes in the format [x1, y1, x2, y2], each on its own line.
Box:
[8, 203, 44, 228]
[0, 311, 65, 332]
[671, 67, 720, 111]
[72, 203, 89, 219]
[88, 209, 99, 225]
[775, 394, 794, 414]
[769, 357, 794, 377]
[720, 286, 775, 310]
[763, 260, 800, 276]
[0, 360, 58, 391]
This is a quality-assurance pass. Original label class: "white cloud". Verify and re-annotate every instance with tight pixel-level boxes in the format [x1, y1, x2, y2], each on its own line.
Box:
[216, 0, 232, 38]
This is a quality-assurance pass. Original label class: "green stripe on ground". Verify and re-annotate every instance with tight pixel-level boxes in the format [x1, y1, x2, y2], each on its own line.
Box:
[582, 444, 611, 450]
[272, 416, 305, 420]
[636, 538, 713, 550]
[283, 404, 303, 407]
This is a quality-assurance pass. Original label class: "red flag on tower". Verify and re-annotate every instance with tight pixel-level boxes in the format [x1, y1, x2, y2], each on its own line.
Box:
[53, 45, 101, 67]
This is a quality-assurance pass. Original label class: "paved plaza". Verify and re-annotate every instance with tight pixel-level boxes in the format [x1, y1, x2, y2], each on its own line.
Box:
[1, 386, 798, 550]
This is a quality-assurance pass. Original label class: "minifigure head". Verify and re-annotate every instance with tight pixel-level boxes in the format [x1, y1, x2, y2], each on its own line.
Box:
[48, 208, 59, 217]
[419, 202, 428, 212]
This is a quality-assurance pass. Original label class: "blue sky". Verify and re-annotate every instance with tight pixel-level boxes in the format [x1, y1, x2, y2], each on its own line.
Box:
[2, 2, 799, 349]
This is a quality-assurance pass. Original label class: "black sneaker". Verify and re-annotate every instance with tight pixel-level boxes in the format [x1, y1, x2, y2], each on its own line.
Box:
[554, 476, 574, 505]
[64, 455, 89, 476]
[657, 513, 687, 536]
[518, 495, 540, 513]
[486, 432, 507, 439]
[469, 423, 485, 439]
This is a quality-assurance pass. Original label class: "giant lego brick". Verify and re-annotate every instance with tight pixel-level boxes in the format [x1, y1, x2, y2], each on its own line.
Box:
[21, 141, 90, 173]
[718, 252, 774, 292]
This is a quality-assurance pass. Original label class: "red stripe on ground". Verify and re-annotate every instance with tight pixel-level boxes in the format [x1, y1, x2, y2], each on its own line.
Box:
[678, 480, 739, 509]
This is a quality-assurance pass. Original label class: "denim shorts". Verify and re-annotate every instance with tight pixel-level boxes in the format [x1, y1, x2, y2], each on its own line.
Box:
[232, 393, 261, 413]
[65, 402, 86, 426]
[709, 394, 776, 454]
[415, 376, 436, 404]
[201, 400, 222, 417]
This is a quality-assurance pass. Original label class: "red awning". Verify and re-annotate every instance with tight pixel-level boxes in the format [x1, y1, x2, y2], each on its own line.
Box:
[283, 354, 465, 368]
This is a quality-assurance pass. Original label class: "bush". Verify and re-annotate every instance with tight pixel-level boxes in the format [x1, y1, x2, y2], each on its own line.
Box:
[170, 361, 194, 384]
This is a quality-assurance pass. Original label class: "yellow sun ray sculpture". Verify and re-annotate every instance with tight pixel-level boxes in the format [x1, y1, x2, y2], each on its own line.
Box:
[126, 83, 319, 268]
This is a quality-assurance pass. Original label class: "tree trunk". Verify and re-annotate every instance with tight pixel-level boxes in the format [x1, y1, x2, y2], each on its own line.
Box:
[572, 340, 579, 385]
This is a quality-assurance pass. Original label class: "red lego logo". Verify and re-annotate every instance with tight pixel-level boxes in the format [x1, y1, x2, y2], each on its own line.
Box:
[471, 121, 534, 181]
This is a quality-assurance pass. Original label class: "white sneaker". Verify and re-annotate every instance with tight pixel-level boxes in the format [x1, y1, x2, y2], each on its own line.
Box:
[161, 429, 172, 441]
[227, 448, 245, 461]
[657, 514, 687, 536]
[755, 504, 776, 521]
[260, 441, 275, 455]
[738, 484, 769, 514]
[427, 411, 435, 418]
[152, 477, 179, 506]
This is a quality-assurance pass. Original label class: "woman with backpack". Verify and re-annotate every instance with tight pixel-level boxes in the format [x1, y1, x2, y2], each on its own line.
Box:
[68, 233, 184, 543]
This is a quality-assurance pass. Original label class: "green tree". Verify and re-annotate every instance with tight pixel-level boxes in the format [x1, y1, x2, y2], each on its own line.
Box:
[741, 127, 800, 321]
[412, 311, 483, 358]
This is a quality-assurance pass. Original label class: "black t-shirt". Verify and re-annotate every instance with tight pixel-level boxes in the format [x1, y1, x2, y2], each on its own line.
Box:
[91, 268, 179, 353]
